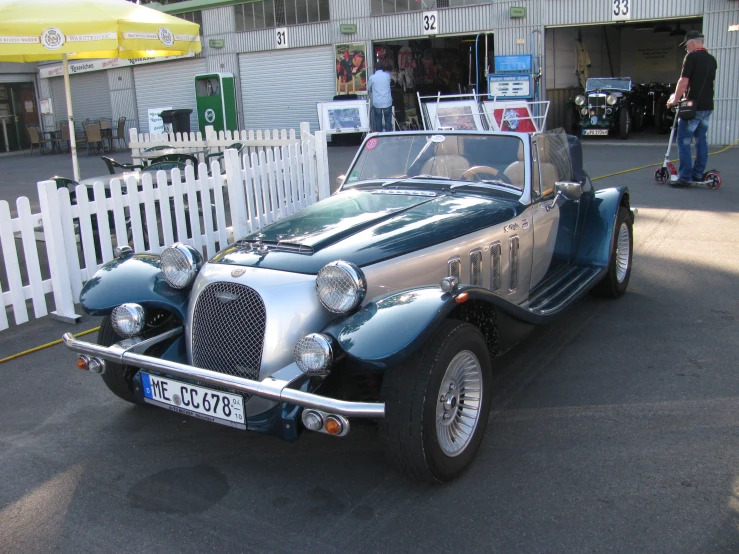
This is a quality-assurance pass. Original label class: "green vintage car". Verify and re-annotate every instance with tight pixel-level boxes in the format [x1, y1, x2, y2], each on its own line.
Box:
[573, 77, 639, 139]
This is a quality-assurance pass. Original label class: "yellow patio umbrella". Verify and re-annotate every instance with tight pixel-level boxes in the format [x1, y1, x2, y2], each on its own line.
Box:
[0, 0, 201, 180]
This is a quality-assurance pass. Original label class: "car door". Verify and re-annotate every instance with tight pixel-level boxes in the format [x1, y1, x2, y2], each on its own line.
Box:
[529, 135, 579, 290]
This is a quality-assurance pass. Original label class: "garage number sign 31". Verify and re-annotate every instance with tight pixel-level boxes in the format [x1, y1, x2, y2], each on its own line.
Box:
[612, 0, 632, 20]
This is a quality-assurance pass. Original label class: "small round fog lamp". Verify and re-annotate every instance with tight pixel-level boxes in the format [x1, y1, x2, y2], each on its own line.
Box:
[294, 334, 333, 376]
[111, 303, 145, 338]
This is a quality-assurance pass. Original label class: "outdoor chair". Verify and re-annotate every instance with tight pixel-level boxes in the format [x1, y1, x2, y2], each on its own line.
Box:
[84, 123, 104, 156]
[205, 142, 246, 168]
[112, 117, 127, 149]
[27, 125, 52, 155]
[100, 156, 143, 175]
[148, 153, 199, 178]
[99, 119, 115, 152]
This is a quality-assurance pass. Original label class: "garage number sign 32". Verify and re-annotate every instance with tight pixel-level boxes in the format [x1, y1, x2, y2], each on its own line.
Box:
[423, 10, 438, 35]
[612, 0, 631, 20]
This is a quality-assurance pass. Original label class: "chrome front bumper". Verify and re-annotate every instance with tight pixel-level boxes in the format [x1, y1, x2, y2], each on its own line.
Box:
[62, 331, 385, 419]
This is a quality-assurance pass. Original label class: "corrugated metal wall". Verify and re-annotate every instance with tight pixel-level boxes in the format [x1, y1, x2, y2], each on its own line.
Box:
[50, 72, 112, 127]
[107, 67, 138, 130]
[133, 58, 207, 133]
[239, 46, 335, 131]
[544, 0, 702, 27]
[705, 0, 739, 145]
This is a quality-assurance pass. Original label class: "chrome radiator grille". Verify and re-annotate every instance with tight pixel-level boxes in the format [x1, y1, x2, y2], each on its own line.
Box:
[191, 282, 266, 380]
[588, 94, 606, 110]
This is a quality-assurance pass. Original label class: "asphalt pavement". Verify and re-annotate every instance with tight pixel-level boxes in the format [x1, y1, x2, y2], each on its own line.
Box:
[1, 135, 738, 553]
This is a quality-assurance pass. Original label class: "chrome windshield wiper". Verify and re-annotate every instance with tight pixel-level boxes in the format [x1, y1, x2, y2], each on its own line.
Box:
[450, 180, 518, 191]
[382, 175, 451, 187]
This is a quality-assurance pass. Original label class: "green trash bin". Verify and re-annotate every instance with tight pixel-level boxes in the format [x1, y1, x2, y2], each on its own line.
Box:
[195, 73, 238, 135]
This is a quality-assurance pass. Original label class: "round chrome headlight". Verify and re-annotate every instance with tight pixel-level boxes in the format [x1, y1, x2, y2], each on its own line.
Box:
[580, 108, 588, 116]
[606, 94, 618, 106]
[575, 95, 586, 106]
[316, 260, 366, 313]
[111, 303, 145, 338]
[294, 334, 333, 375]
[160, 243, 203, 289]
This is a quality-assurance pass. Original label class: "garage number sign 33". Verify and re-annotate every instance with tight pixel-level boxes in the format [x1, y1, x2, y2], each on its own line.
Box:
[612, 0, 631, 20]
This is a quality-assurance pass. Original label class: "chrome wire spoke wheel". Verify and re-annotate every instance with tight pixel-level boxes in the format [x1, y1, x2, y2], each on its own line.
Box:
[615, 222, 631, 283]
[435, 350, 483, 457]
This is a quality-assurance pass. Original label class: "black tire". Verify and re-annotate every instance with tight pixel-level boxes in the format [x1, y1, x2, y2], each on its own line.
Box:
[379, 320, 493, 483]
[98, 315, 144, 404]
[632, 110, 644, 132]
[591, 206, 633, 298]
[564, 105, 576, 136]
[654, 103, 667, 134]
[619, 109, 630, 140]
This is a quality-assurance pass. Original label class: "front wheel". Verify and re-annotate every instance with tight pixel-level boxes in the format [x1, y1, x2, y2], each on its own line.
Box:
[591, 206, 633, 298]
[379, 320, 493, 483]
[98, 316, 145, 404]
[619, 109, 630, 140]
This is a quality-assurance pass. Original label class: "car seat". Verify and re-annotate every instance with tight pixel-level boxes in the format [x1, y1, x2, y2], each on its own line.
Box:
[503, 141, 560, 195]
[419, 137, 470, 180]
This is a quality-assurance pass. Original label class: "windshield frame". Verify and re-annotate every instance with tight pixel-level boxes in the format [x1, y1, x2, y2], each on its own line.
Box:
[585, 77, 632, 92]
[338, 131, 531, 202]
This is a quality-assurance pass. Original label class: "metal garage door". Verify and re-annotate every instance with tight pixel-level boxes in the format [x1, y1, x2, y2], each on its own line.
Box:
[239, 46, 335, 131]
[50, 72, 112, 124]
[133, 58, 206, 133]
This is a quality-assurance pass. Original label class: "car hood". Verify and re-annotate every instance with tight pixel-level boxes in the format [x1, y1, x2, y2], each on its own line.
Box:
[211, 189, 524, 274]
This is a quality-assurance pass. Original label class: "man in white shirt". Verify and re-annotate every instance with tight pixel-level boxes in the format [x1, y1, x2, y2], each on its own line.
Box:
[368, 62, 393, 132]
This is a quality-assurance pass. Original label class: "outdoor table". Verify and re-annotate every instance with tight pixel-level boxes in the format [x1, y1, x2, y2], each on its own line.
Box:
[42, 129, 61, 154]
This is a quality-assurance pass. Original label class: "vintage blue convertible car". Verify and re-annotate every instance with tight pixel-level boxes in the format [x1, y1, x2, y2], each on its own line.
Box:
[63, 129, 634, 482]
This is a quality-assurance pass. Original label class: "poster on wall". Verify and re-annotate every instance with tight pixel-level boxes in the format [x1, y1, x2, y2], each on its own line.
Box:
[335, 42, 368, 95]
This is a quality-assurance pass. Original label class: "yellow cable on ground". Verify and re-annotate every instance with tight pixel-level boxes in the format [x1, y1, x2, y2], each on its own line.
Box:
[591, 138, 739, 181]
[0, 326, 100, 365]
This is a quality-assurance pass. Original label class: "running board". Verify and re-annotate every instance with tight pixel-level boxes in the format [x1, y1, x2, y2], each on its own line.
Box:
[525, 266, 605, 316]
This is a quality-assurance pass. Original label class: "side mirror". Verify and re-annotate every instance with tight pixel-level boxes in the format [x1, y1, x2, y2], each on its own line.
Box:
[336, 174, 346, 188]
[554, 181, 584, 201]
[546, 181, 583, 211]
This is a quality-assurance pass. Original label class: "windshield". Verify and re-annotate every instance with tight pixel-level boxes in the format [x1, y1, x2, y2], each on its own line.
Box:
[585, 78, 631, 92]
[344, 133, 526, 191]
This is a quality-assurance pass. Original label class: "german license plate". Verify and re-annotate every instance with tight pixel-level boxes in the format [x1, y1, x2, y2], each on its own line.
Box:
[140, 372, 246, 429]
[584, 129, 608, 136]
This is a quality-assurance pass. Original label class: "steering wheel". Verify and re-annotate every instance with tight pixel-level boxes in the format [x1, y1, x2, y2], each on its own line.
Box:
[461, 165, 512, 185]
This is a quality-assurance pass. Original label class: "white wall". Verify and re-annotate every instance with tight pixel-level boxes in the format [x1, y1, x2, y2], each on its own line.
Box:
[546, 25, 621, 89]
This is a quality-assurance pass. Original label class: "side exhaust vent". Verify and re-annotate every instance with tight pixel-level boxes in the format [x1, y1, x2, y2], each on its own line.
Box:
[509, 236, 519, 292]
[489, 241, 502, 291]
[470, 250, 483, 286]
[448, 257, 461, 281]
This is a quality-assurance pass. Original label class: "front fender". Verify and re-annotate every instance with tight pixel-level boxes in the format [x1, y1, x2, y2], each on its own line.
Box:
[575, 186, 630, 267]
[322, 285, 540, 370]
[79, 254, 190, 320]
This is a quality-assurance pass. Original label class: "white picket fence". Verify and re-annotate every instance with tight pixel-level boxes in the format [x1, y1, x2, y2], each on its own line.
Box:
[0, 125, 330, 331]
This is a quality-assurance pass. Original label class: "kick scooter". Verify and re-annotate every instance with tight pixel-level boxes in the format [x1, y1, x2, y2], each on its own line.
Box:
[653, 109, 721, 189]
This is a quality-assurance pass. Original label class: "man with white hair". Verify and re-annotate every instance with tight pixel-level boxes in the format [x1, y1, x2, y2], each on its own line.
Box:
[667, 30, 718, 187]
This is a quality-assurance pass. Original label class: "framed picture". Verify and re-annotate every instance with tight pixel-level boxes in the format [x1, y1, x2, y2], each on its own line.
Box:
[317, 100, 370, 135]
[482, 100, 538, 133]
[422, 100, 484, 131]
[335, 42, 368, 96]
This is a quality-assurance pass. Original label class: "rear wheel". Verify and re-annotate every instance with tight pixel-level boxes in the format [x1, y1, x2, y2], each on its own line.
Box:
[379, 320, 493, 483]
[592, 206, 633, 298]
[98, 316, 144, 404]
[704, 170, 721, 190]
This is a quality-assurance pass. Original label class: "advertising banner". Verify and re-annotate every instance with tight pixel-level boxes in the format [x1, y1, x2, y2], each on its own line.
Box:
[335, 42, 367, 95]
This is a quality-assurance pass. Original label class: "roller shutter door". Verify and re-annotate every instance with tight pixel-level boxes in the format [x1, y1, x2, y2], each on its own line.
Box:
[239, 46, 335, 131]
[133, 58, 206, 133]
[50, 72, 112, 124]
